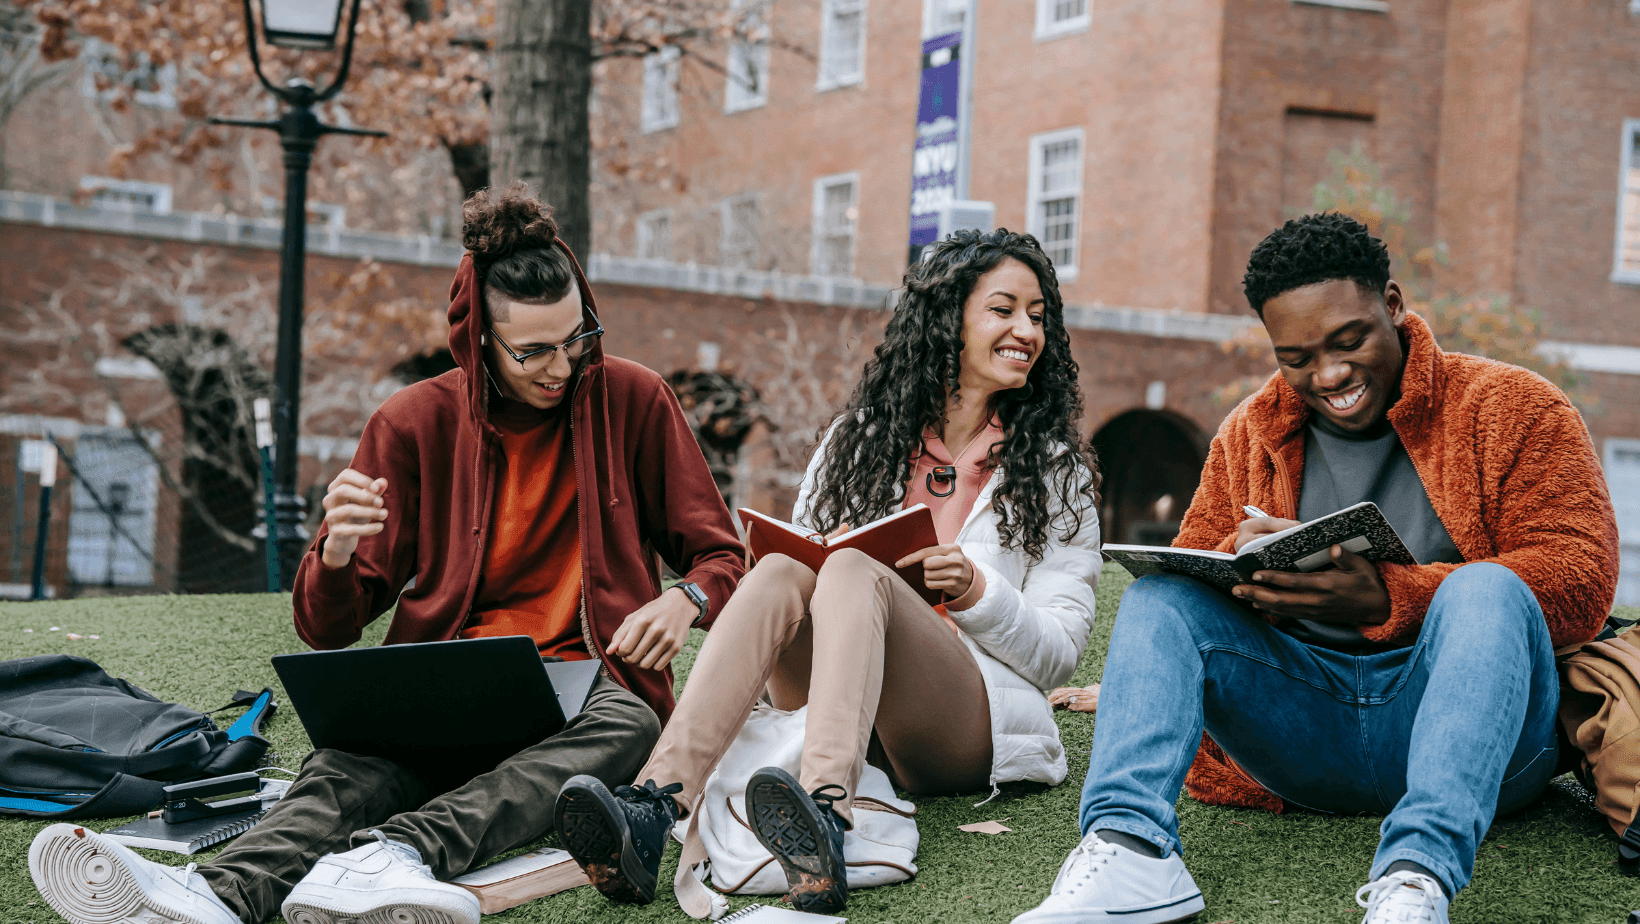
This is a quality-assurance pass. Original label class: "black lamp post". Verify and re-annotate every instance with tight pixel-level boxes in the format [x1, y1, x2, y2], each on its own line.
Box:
[212, 0, 385, 589]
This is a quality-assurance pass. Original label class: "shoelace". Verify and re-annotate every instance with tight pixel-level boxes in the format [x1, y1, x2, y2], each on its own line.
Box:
[370, 829, 433, 876]
[614, 779, 685, 812]
[1054, 833, 1120, 896]
[1355, 872, 1444, 923]
[807, 784, 849, 815]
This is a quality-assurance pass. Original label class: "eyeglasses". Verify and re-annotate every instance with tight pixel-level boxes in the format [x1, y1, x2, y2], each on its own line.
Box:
[488, 312, 604, 368]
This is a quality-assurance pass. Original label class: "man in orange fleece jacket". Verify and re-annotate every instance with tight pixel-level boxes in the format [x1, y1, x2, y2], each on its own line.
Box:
[1014, 214, 1619, 924]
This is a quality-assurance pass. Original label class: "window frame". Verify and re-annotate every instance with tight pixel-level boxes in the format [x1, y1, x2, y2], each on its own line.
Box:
[817, 0, 867, 90]
[1613, 119, 1640, 285]
[811, 172, 860, 278]
[641, 45, 682, 133]
[1034, 0, 1091, 41]
[1026, 127, 1086, 282]
[79, 38, 178, 110]
[636, 208, 673, 261]
[720, 193, 762, 269]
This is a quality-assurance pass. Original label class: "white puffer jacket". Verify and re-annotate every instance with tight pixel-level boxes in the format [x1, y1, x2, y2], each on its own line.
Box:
[790, 431, 1101, 792]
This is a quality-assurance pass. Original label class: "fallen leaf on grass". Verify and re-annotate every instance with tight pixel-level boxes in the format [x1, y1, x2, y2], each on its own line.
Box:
[88, 635, 100, 640]
[958, 820, 1012, 834]
[49, 626, 59, 631]
[65, 633, 84, 640]
[1227, 820, 1252, 828]
[22, 628, 32, 633]
[1049, 684, 1099, 713]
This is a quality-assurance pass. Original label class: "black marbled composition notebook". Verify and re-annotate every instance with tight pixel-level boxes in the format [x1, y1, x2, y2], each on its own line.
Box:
[1103, 501, 1416, 595]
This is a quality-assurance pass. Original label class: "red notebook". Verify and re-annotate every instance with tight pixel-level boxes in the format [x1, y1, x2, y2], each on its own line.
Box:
[736, 504, 945, 607]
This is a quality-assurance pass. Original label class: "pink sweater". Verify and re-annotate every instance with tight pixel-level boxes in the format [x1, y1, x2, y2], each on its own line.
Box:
[903, 421, 1004, 611]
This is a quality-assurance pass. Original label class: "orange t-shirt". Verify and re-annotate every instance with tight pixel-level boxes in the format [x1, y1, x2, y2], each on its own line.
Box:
[462, 402, 590, 660]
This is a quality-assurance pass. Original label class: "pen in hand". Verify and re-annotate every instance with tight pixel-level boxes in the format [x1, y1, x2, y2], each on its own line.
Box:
[1242, 505, 1271, 518]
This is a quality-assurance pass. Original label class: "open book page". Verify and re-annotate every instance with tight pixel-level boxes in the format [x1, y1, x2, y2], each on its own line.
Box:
[832, 505, 933, 544]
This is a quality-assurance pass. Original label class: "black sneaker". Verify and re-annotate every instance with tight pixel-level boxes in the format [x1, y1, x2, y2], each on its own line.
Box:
[745, 767, 849, 915]
[554, 775, 682, 904]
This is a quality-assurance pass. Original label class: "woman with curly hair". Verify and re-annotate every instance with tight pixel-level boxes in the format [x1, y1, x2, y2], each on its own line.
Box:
[556, 228, 1103, 915]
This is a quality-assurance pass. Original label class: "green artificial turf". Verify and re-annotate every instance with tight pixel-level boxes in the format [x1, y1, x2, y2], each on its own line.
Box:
[0, 569, 1635, 924]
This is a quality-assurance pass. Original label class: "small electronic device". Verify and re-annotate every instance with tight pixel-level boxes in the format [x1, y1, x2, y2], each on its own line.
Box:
[161, 772, 268, 824]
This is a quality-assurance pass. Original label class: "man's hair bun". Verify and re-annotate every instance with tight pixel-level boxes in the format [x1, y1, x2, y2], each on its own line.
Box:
[462, 181, 559, 267]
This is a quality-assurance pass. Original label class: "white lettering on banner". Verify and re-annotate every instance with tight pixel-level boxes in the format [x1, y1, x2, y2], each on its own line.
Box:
[912, 142, 959, 178]
[911, 185, 956, 216]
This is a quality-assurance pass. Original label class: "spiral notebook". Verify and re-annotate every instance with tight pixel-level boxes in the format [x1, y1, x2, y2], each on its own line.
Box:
[718, 904, 845, 923]
[103, 806, 268, 855]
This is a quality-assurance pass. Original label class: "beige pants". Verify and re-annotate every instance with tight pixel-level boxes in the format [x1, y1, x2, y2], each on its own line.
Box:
[641, 549, 992, 825]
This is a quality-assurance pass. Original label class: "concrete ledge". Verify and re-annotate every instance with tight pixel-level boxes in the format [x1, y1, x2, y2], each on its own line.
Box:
[0, 190, 464, 268]
[1540, 341, 1640, 376]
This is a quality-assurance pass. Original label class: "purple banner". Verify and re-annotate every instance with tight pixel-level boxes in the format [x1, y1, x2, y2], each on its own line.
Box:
[909, 31, 963, 250]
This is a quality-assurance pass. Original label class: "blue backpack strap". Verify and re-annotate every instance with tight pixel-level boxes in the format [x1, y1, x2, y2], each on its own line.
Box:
[0, 773, 167, 819]
[223, 689, 276, 741]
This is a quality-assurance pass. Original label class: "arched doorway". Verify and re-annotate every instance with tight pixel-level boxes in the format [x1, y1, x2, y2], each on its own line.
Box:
[1091, 409, 1209, 548]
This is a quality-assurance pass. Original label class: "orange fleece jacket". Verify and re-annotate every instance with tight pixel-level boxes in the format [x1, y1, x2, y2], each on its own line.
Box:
[1174, 311, 1620, 813]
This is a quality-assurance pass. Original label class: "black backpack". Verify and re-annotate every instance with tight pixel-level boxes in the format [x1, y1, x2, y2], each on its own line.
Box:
[0, 654, 275, 818]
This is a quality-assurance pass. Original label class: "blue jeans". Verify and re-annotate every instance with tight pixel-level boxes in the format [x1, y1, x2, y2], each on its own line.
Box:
[1078, 562, 1559, 897]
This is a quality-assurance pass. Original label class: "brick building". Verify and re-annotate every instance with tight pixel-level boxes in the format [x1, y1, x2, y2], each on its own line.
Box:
[4, 0, 1640, 600]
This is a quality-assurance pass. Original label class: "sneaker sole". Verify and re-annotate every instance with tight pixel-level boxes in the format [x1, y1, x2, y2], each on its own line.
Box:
[554, 777, 656, 904]
[746, 768, 847, 915]
[282, 891, 477, 924]
[29, 823, 216, 924]
[1014, 892, 1205, 924]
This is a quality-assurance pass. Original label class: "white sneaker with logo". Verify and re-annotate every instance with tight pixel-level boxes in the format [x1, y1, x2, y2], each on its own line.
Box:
[1010, 831, 1206, 924]
[1356, 870, 1450, 924]
[280, 830, 479, 924]
[28, 822, 241, 924]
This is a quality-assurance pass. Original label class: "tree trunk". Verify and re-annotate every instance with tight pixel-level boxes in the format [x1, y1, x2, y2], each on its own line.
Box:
[491, 0, 593, 259]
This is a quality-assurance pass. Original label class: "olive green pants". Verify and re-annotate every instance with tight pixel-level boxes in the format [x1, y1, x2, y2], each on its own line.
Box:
[198, 675, 659, 923]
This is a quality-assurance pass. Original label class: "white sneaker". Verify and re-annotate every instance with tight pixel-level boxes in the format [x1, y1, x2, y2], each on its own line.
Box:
[281, 830, 479, 924]
[1010, 831, 1206, 924]
[1356, 870, 1450, 924]
[28, 822, 241, 924]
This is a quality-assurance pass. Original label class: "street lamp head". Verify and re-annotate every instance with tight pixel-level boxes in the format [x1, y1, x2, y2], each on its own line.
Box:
[259, 0, 346, 50]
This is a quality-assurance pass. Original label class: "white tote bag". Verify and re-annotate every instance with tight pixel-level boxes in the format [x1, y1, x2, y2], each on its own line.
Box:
[672, 703, 920, 920]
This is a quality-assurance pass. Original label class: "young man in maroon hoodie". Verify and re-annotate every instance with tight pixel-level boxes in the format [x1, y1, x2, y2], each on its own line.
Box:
[27, 187, 745, 924]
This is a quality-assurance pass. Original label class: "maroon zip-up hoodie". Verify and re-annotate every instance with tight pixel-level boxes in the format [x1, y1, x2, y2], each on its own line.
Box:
[291, 244, 745, 723]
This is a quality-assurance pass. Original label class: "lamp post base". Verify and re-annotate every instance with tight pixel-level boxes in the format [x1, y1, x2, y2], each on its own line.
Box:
[274, 491, 311, 591]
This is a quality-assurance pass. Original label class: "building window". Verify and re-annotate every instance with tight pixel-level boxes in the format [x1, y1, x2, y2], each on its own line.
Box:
[721, 194, 761, 269]
[1615, 120, 1640, 283]
[637, 210, 672, 261]
[818, 0, 866, 89]
[1035, 0, 1090, 40]
[79, 38, 177, 109]
[812, 173, 859, 277]
[79, 176, 173, 214]
[922, 0, 965, 37]
[1027, 128, 1084, 280]
[725, 0, 770, 112]
[641, 46, 681, 132]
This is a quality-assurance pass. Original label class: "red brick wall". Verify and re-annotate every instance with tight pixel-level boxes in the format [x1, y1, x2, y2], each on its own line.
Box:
[1209, 0, 1448, 315]
[1508, 0, 1640, 349]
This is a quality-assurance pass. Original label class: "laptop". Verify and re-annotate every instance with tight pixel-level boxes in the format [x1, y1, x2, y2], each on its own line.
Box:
[272, 636, 603, 770]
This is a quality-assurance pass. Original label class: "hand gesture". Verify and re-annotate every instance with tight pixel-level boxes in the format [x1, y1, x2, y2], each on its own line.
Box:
[608, 587, 697, 670]
[895, 543, 974, 597]
[320, 469, 388, 568]
[1234, 516, 1301, 553]
[1231, 545, 1392, 625]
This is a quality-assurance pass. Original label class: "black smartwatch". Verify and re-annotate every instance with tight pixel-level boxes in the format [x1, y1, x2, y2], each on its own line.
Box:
[676, 581, 710, 627]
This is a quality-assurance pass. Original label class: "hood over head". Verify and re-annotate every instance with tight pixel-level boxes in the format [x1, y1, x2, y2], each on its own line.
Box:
[446, 239, 606, 442]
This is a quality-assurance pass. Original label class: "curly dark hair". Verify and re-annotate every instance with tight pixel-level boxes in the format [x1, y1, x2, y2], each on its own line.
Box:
[805, 229, 1101, 562]
[462, 181, 575, 312]
[1242, 213, 1391, 316]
